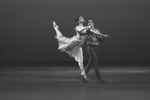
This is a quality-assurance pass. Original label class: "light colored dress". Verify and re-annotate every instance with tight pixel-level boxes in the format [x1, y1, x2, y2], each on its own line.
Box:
[55, 33, 86, 63]
[53, 21, 87, 78]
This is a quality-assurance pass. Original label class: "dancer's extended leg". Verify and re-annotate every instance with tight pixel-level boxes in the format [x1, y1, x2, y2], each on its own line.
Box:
[53, 21, 62, 38]
[88, 45, 105, 83]
[75, 48, 87, 79]
[78, 62, 87, 79]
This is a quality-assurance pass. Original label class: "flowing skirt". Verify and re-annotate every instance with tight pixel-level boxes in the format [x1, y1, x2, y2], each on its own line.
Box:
[55, 31, 84, 63]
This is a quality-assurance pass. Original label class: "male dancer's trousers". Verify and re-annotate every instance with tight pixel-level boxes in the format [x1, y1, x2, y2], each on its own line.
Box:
[85, 44, 102, 81]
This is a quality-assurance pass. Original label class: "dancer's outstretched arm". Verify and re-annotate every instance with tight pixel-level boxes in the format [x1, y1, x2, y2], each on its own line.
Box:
[94, 29, 110, 38]
[75, 26, 90, 34]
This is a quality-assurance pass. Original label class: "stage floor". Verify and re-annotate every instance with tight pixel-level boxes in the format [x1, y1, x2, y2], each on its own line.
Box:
[1, 66, 150, 100]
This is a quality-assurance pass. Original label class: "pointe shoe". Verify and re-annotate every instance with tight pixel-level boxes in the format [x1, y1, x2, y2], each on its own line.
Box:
[53, 21, 59, 29]
[81, 72, 87, 79]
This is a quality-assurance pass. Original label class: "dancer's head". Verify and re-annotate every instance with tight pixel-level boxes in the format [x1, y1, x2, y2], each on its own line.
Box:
[88, 18, 95, 27]
[75, 16, 85, 25]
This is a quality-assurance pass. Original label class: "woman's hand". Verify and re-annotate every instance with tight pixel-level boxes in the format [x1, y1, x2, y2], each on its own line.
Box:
[86, 25, 91, 29]
[85, 26, 91, 31]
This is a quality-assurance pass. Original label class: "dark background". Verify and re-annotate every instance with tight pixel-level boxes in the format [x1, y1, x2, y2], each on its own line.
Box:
[0, 0, 150, 65]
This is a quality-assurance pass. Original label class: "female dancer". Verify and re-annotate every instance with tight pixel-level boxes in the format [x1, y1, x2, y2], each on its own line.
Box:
[53, 16, 90, 82]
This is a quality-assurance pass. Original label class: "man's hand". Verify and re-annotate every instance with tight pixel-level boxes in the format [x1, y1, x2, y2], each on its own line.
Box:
[104, 34, 110, 38]
[86, 26, 91, 30]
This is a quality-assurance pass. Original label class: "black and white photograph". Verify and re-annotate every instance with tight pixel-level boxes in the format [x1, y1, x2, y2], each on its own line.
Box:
[0, 0, 150, 100]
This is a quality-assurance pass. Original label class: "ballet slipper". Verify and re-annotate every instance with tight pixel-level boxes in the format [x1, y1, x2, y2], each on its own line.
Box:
[81, 71, 87, 79]
[53, 21, 59, 29]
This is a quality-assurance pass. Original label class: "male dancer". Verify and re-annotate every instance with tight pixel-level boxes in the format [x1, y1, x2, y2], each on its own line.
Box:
[84, 18, 109, 83]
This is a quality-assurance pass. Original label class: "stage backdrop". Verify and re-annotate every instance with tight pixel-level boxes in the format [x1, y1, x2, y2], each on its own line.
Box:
[0, 0, 150, 63]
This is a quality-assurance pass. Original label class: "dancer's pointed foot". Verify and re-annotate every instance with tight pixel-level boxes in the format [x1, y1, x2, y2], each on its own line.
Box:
[53, 21, 59, 29]
[81, 77, 88, 83]
[81, 71, 87, 79]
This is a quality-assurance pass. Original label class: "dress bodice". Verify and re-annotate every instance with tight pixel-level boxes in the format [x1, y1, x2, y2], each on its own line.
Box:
[75, 26, 88, 41]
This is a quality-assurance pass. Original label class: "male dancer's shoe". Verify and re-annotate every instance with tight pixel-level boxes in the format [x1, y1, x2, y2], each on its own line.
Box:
[97, 79, 105, 84]
[81, 77, 88, 83]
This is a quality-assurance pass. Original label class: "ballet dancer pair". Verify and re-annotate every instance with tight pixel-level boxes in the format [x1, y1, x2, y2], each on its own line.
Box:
[53, 16, 109, 83]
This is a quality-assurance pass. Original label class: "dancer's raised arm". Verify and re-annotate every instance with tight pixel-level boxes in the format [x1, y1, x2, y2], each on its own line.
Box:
[75, 26, 90, 34]
[94, 29, 110, 38]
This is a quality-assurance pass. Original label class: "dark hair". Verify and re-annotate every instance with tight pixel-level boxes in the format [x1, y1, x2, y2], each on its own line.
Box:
[75, 17, 80, 25]
[88, 18, 95, 23]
